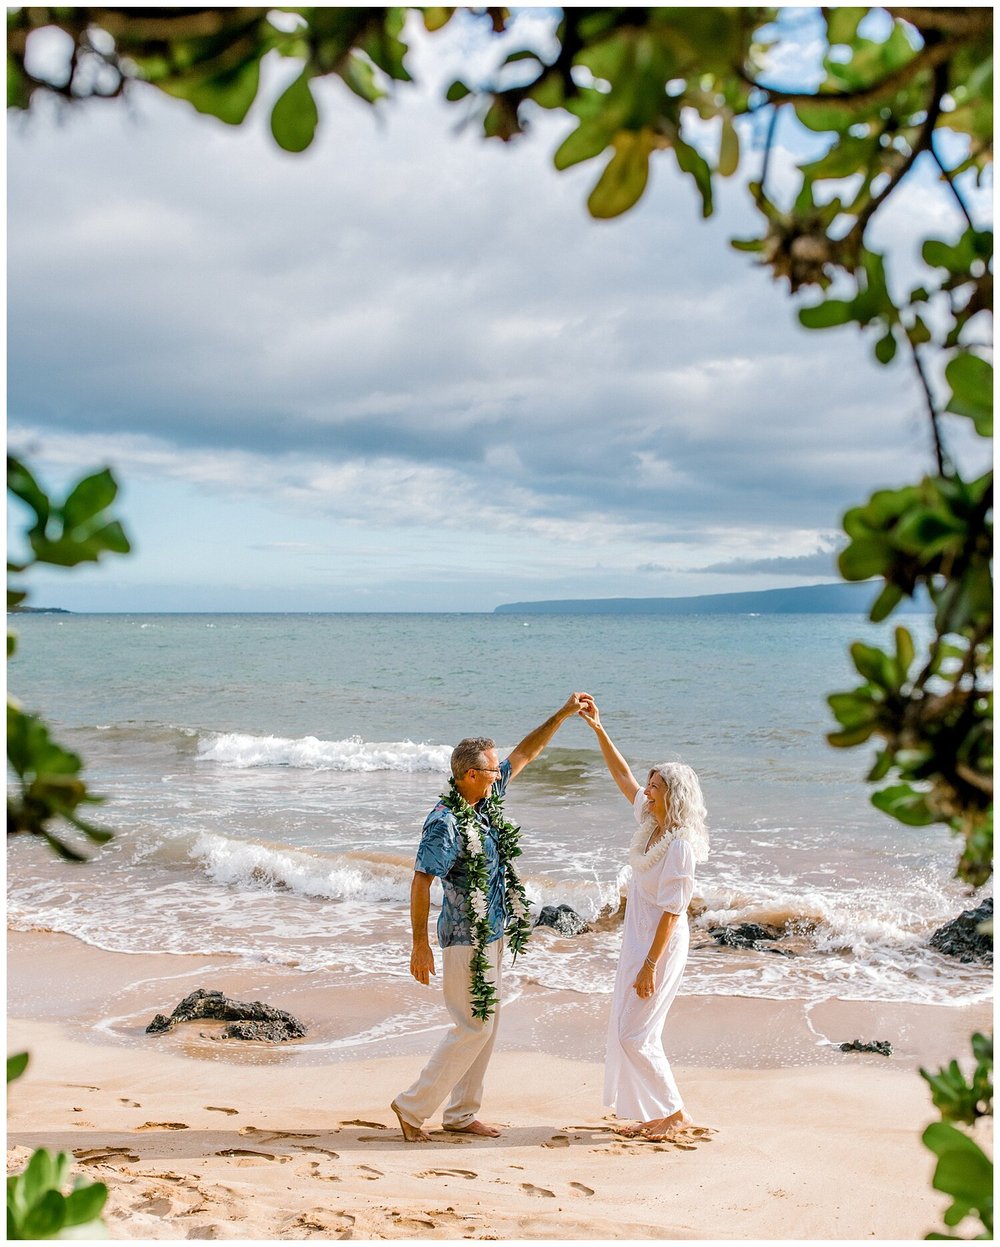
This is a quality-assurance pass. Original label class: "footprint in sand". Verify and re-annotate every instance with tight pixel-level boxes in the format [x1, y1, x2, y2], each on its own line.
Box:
[357, 1164, 384, 1180]
[214, 1148, 281, 1161]
[119, 1098, 141, 1107]
[238, 1126, 319, 1142]
[284, 1209, 355, 1235]
[416, 1168, 477, 1181]
[522, 1183, 555, 1198]
[132, 1196, 173, 1216]
[75, 1149, 141, 1164]
[570, 1182, 595, 1196]
[205, 1106, 239, 1115]
[136, 1121, 189, 1131]
[341, 1119, 385, 1129]
[541, 1134, 570, 1148]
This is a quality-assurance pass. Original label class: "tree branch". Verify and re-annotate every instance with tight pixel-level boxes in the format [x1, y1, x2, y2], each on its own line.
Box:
[741, 36, 959, 110]
[847, 62, 946, 246]
[929, 136, 977, 230]
[887, 8, 994, 38]
[908, 338, 949, 476]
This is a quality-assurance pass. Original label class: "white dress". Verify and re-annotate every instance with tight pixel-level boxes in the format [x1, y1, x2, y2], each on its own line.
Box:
[603, 790, 696, 1120]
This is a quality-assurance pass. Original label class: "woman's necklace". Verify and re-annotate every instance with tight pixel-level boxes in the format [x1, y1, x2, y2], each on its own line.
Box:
[629, 817, 676, 873]
[439, 779, 533, 1021]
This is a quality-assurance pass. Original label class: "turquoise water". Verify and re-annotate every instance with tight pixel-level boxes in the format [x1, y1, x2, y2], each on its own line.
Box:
[7, 611, 989, 1038]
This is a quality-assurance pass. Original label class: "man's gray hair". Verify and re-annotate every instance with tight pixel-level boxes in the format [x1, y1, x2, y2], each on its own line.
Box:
[451, 737, 496, 780]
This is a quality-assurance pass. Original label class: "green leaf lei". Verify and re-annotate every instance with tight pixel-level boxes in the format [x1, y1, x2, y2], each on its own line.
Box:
[441, 778, 533, 1021]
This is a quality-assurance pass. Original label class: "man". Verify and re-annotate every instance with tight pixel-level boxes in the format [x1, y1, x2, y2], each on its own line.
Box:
[390, 693, 591, 1142]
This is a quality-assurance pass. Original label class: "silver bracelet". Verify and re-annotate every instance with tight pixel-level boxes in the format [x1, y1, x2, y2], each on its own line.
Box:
[643, 956, 656, 969]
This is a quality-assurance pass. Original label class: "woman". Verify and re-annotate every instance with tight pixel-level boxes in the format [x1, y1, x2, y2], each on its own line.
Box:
[579, 698, 709, 1140]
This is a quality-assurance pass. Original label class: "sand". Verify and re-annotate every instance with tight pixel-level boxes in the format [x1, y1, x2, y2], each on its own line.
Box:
[7, 930, 992, 1241]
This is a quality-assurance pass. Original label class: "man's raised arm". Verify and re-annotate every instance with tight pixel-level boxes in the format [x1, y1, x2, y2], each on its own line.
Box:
[506, 692, 591, 780]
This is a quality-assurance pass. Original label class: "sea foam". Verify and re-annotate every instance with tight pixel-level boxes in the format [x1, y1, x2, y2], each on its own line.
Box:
[189, 833, 415, 904]
[197, 732, 452, 772]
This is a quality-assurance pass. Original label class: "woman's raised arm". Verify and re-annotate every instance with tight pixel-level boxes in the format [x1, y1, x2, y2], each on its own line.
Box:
[579, 700, 642, 805]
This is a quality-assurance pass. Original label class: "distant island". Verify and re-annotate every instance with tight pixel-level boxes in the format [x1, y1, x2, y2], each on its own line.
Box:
[495, 582, 930, 616]
[7, 606, 71, 614]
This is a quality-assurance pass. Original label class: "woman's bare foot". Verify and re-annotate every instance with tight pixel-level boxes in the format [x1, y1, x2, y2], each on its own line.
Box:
[443, 1119, 501, 1137]
[640, 1111, 706, 1141]
[391, 1100, 430, 1143]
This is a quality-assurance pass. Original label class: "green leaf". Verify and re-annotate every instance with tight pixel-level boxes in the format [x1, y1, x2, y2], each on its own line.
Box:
[945, 353, 992, 437]
[850, 640, 897, 688]
[422, 7, 453, 32]
[7, 456, 49, 530]
[828, 690, 877, 728]
[20, 1149, 55, 1213]
[872, 783, 935, 826]
[894, 626, 915, 676]
[342, 52, 385, 104]
[7, 1052, 29, 1083]
[794, 98, 850, 133]
[270, 68, 318, 153]
[923, 1121, 994, 1229]
[61, 470, 118, 531]
[839, 537, 888, 581]
[718, 116, 739, 176]
[20, 1189, 66, 1239]
[445, 79, 470, 102]
[63, 1182, 108, 1226]
[874, 330, 897, 364]
[828, 724, 876, 747]
[673, 135, 714, 218]
[869, 581, 903, 623]
[587, 131, 653, 219]
[799, 299, 854, 329]
[554, 117, 614, 171]
[826, 7, 867, 45]
[161, 55, 261, 127]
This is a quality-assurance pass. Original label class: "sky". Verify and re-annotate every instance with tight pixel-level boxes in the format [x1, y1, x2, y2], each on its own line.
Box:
[7, 7, 990, 612]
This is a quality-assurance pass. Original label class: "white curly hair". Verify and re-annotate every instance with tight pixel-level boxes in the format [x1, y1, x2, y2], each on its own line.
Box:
[641, 761, 710, 862]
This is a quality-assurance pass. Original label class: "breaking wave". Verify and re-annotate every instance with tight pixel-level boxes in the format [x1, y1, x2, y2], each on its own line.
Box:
[196, 732, 452, 772]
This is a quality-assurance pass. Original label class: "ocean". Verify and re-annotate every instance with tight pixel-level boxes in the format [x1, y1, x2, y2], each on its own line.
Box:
[7, 611, 990, 1054]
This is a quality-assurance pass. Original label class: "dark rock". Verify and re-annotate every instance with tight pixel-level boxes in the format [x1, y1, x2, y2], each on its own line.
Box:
[221, 1020, 305, 1042]
[534, 904, 591, 936]
[840, 1039, 893, 1056]
[709, 923, 785, 951]
[929, 898, 993, 965]
[145, 989, 306, 1041]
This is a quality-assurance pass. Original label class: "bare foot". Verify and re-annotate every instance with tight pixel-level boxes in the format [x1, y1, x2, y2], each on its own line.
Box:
[390, 1101, 430, 1143]
[611, 1122, 643, 1138]
[443, 1119, 501, 1137]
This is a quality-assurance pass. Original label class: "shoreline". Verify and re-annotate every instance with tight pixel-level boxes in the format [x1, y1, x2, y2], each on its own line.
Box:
[8, 928, 990, 1070]
[8, 928, 993, 1240]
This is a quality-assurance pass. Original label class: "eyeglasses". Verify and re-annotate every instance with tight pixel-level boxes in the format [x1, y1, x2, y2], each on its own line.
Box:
[475, 767, 502, 777]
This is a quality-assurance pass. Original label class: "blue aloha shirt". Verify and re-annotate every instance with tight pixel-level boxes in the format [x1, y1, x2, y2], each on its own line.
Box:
[414, 758, 512, 948]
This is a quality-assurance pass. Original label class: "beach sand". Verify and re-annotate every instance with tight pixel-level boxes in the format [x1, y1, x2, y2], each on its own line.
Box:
[7, 930, 992, 1241]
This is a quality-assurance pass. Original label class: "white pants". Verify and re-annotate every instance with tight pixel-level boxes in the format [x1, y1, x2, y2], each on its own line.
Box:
[394, 939, 503, 1129]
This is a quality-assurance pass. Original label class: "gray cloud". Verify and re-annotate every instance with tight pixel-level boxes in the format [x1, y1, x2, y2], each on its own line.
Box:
[695, 547, 842, 576]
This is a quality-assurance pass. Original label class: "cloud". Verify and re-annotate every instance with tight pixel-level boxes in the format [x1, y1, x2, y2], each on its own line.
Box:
[695, 547, 842, 576]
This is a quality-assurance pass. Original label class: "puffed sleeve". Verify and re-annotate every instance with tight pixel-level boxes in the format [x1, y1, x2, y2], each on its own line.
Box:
[657, 838, 696, 914]
[414, 806, 461, 878]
